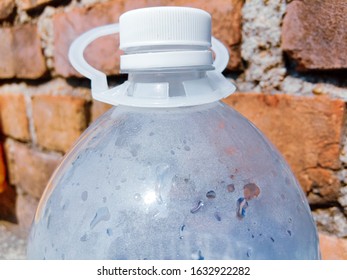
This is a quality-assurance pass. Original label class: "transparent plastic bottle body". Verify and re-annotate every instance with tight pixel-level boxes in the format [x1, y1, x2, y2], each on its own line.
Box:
[27, 101, 320, 259]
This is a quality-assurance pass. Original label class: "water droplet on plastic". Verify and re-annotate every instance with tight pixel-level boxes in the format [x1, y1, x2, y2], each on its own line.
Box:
[236, 197, 248, 219]
[214, 212, 221, 221]
[179, 225, 185, 239]
[288, 217, 292, 224]
[190, 200, 204, 214]
[191, 250, 204, 260]
[287, 230, 292, 236]
[206, 190, 216, 199]
[134, 193, 142, 201]
[184, 146, 191, 151]
[270, 237, 275, 242]
[107, 228, 113, 236]
[227, 184, 235, 193]
[246, 249, 251, 258]
[80, 234, 89, 242]
[155, 164, 170, 204]
[81, 191, 88, 201]
[170, 150, 175, 155]
[251, 234, 255, 238]
[243, 183, 260, 200]
[90, 207, 110, 229]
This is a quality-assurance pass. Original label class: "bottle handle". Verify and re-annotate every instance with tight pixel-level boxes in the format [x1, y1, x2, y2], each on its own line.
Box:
[68, 23, 230, 97]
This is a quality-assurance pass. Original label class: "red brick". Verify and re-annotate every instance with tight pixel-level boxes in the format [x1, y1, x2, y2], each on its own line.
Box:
[16, 193, 38, 233]
[282, 0, 347, 70]
[0, 28, 15, 78]
[319, 234, 347, 260]
[4, 138, 62, 199]
[12, 24, 47, 79]
[0, 93, 30, 141]
[32, 94, 89, 152]
[223, 93, 345, 204]
[16, 0, 53, 11]
[0, 0, 15, 20]
[53, 0, 122, 77]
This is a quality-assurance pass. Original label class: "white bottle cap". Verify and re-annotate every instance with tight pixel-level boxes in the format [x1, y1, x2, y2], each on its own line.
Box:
[119, 6, 212, 50]
[119, 7, 213, 71]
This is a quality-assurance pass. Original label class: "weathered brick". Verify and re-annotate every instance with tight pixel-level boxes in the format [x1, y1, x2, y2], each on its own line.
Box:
[12, 24, 47, 79]
[16, 193, 38, 233]
[0, 24, 46, 79]
[282, 0, 347, 70]
[32, 94, 89, 152]
[16, 0, 53, 11]
[4, 138, 62, 199]
[0, 28, 15, 78]
[223, 93, 345, 204]
[53, 0, 122, 77]
[0, 0, 15, 20]
[91, 100, 113, 122]
[54, 0, 242, 77]
[319, 234, 347, 260]
[0, 93, 30, 141]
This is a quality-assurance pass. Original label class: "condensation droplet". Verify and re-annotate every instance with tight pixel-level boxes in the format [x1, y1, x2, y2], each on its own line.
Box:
[243, 183, 260, 200]
[170, 150, 175, 155]
[190, 200, 204, 214]
[107, 228, 113, 236]
[206, 190, 216, 199]
[90, 207, 110, 229]
[179, 225, 185, 239]
[236, 197, 248, 219]
[214, 212, 221, 221]
[287, 230, 292, 236]
[134, 193, 142, 201]
[80, 234, 89, 242]
[270, 237, 275, 243]
[184, 146, 191, 151]
[288, 217, 292, 224]
[191, 250, 204, 260]
[81, 191, 88, 201]
[246, 249, 251, 258]
[227, 184, 235, 193]
[155, 164, 170, 205]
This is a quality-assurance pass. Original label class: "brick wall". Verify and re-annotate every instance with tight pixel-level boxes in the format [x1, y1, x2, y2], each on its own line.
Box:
[0, 0, 346, 259]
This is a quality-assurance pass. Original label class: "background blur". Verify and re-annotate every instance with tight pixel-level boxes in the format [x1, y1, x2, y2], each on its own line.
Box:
[0, 0, 346, 259]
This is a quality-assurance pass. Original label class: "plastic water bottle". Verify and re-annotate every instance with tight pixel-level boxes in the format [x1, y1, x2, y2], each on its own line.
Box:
[27, 7, 320, 259]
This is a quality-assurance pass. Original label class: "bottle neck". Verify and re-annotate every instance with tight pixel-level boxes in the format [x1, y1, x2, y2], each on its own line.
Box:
[126, 70, 207, 100]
